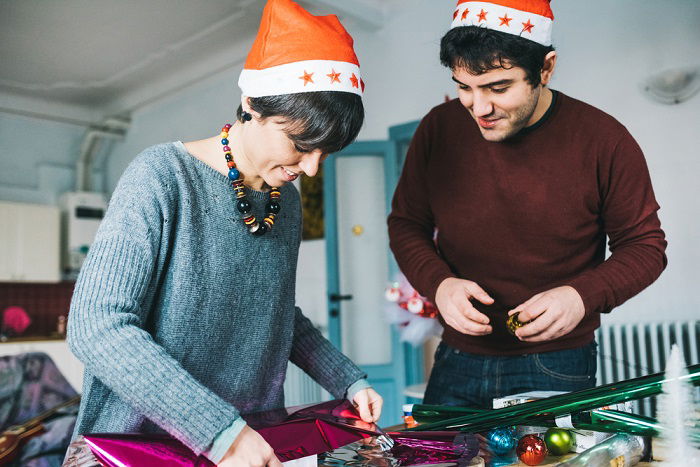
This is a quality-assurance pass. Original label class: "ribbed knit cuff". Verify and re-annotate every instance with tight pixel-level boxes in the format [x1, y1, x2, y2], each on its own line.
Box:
[204, 417, 248, 464]
[345, 378, 371, 402]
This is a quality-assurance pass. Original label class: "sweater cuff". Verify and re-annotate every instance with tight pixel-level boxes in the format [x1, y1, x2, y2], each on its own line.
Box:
[426, 273, 456, 304]
[203, 417, 248, 464]
[566, 273, 607, 315]
[345, 378, 371, 402]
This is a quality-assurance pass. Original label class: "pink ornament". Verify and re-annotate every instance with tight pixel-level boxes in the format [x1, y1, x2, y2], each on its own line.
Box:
[516, 434, 548, 465]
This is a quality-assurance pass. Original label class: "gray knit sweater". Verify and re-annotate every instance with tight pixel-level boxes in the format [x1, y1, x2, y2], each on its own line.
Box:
[67, 142, 366, 456]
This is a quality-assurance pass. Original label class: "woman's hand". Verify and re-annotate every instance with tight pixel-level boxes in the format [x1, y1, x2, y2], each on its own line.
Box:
[218, 425, 281, 467]
[352, 387, 383, 423]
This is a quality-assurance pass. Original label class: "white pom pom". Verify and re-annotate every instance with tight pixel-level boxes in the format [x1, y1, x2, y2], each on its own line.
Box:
[407, 297, 424, 314]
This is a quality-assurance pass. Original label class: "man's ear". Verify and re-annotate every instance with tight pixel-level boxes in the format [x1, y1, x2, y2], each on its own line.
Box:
[540, 51, 557, 86]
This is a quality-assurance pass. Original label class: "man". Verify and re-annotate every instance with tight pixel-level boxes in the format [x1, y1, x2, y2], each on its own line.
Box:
[387, 0, 667, 408]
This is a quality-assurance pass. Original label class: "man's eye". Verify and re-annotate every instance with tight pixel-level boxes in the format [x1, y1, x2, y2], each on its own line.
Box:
[459, 85, 470, 91]
[491, 87, 508, 93]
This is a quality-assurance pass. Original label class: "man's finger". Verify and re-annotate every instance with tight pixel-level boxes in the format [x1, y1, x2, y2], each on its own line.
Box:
[516, 308, 555, 338]
[516, 297, 550, 322]
[268, 456, 283, 467]
[464, 282, 495, 305]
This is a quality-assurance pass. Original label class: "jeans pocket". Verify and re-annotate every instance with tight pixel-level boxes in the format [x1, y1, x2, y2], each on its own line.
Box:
[533, 345, 595, 382]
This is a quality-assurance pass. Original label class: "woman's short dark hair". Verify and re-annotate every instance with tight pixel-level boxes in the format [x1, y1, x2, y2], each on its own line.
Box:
[440, 27, 555, 87]
[237, 91, 363, 154]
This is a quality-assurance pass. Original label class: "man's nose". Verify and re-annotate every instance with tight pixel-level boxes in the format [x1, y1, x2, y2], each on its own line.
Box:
[471, 92, 494, 117]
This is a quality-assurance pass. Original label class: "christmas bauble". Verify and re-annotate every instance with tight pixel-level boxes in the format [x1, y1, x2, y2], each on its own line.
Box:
[486, 427, 516, 456]
[516, 434, 548, 466]
[407, 297, 424, 313]
[544, 427, 574, 456]
[506, 312, 532, 335]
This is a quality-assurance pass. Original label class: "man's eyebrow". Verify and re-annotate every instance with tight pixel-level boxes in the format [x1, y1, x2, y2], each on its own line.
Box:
[451, 76, 514, 88]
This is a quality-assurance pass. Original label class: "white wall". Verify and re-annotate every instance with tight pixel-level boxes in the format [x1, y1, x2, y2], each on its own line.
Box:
[2, 0, 698, 327]
[0, 113, 107, 205]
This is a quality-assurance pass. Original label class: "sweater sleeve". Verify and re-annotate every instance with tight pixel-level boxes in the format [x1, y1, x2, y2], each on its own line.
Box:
[288, 307, 366, 399]
[67, 156, 240, 456]
[567, 131, 667, 314]
[387, 114, 456, 302]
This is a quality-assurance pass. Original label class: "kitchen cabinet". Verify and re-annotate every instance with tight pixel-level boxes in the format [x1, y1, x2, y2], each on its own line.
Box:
[0, 201, 60, 282]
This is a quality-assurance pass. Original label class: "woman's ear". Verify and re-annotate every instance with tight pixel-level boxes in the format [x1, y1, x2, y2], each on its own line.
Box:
[240, 96, 261, 120]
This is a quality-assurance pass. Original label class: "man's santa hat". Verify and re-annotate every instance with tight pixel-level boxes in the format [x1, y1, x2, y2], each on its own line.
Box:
[451, 0, 554, 46]
[238, 0, 363, 98]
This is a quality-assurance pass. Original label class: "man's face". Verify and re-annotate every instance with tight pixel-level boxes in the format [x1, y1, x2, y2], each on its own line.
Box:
[453, 64, 541, 142]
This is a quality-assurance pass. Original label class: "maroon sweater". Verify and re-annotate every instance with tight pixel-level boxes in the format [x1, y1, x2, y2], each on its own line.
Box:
[387, 92, 667, 355]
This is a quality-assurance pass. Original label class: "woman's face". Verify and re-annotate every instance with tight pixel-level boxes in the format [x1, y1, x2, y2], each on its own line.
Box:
[240, 115, 327, 188]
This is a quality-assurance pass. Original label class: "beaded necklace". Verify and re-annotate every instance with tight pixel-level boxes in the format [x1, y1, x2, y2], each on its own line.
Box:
[220, 123, 281, 236]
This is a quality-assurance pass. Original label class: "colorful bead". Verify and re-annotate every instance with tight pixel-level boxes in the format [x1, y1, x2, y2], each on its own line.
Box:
[221, 123, 280, 236]
[236, 199, 252, 214]
[251, 222, 268, 236]
[266, 200, 281, 214]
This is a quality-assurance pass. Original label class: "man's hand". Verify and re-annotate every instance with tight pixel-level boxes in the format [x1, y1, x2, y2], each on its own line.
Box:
[218, 425, 281, 467]
[435, 277, 494, 335]
[508, 286, 585, 342]
[352, 387, 383, 423]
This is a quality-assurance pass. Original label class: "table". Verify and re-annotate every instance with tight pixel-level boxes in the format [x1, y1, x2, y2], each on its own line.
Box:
[63, 436, 655, 466]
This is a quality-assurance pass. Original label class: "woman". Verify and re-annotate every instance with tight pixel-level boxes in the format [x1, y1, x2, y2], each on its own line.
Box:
[67, 1, 382, 465]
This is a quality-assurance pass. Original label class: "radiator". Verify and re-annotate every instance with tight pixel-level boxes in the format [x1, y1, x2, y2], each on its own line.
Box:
[595, 320, 700, 417]
[283, 362, 325, 407]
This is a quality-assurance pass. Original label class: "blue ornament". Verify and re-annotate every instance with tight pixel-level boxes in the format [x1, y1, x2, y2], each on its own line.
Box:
[486, 427, 517, 456]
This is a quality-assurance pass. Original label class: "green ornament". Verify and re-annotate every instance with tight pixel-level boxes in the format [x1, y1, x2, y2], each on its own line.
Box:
[544, 427, 574, 456]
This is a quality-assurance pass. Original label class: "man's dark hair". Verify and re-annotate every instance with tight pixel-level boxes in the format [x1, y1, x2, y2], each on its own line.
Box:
[440, 27, 555, 87]
[237, 92, 363, 154]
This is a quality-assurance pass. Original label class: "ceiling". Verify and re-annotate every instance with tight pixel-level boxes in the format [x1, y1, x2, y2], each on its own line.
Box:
[0, 0, 394, 124]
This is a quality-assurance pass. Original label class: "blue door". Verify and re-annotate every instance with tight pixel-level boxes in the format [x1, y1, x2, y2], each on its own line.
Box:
[324, 133, 419, 426]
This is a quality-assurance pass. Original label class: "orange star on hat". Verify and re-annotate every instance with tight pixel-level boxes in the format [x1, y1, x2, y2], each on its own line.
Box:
[238, 0, 363, 97]
[451, 0, 554, 46]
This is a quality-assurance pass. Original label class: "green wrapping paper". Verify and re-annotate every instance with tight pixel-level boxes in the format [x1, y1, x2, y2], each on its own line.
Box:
[410, 363, 700, 433]
[407, 404, 488, 424]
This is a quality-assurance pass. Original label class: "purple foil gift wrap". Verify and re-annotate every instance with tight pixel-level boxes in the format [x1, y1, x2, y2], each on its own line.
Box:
[83, 434, 214, 466]
[387, 431, 480, 465]
[83, 400, 379, 466]
[81, 400, 481, 466]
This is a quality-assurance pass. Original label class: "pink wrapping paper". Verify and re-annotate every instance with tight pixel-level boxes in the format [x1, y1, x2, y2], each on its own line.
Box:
[83, 400, 479, 466]
[84, 400, 377, 465]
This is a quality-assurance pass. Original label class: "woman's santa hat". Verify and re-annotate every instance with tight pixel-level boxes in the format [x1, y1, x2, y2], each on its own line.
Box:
[239, 0, 363, 98]
[451, 0, 554, 46]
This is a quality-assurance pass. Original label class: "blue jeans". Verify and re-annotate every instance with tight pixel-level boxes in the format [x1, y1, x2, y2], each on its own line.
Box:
[423, 341, 597, 408]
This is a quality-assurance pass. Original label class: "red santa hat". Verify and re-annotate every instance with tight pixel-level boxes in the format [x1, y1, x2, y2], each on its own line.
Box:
[238, 0, 363, 98]
[451, 0, 554, 46]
